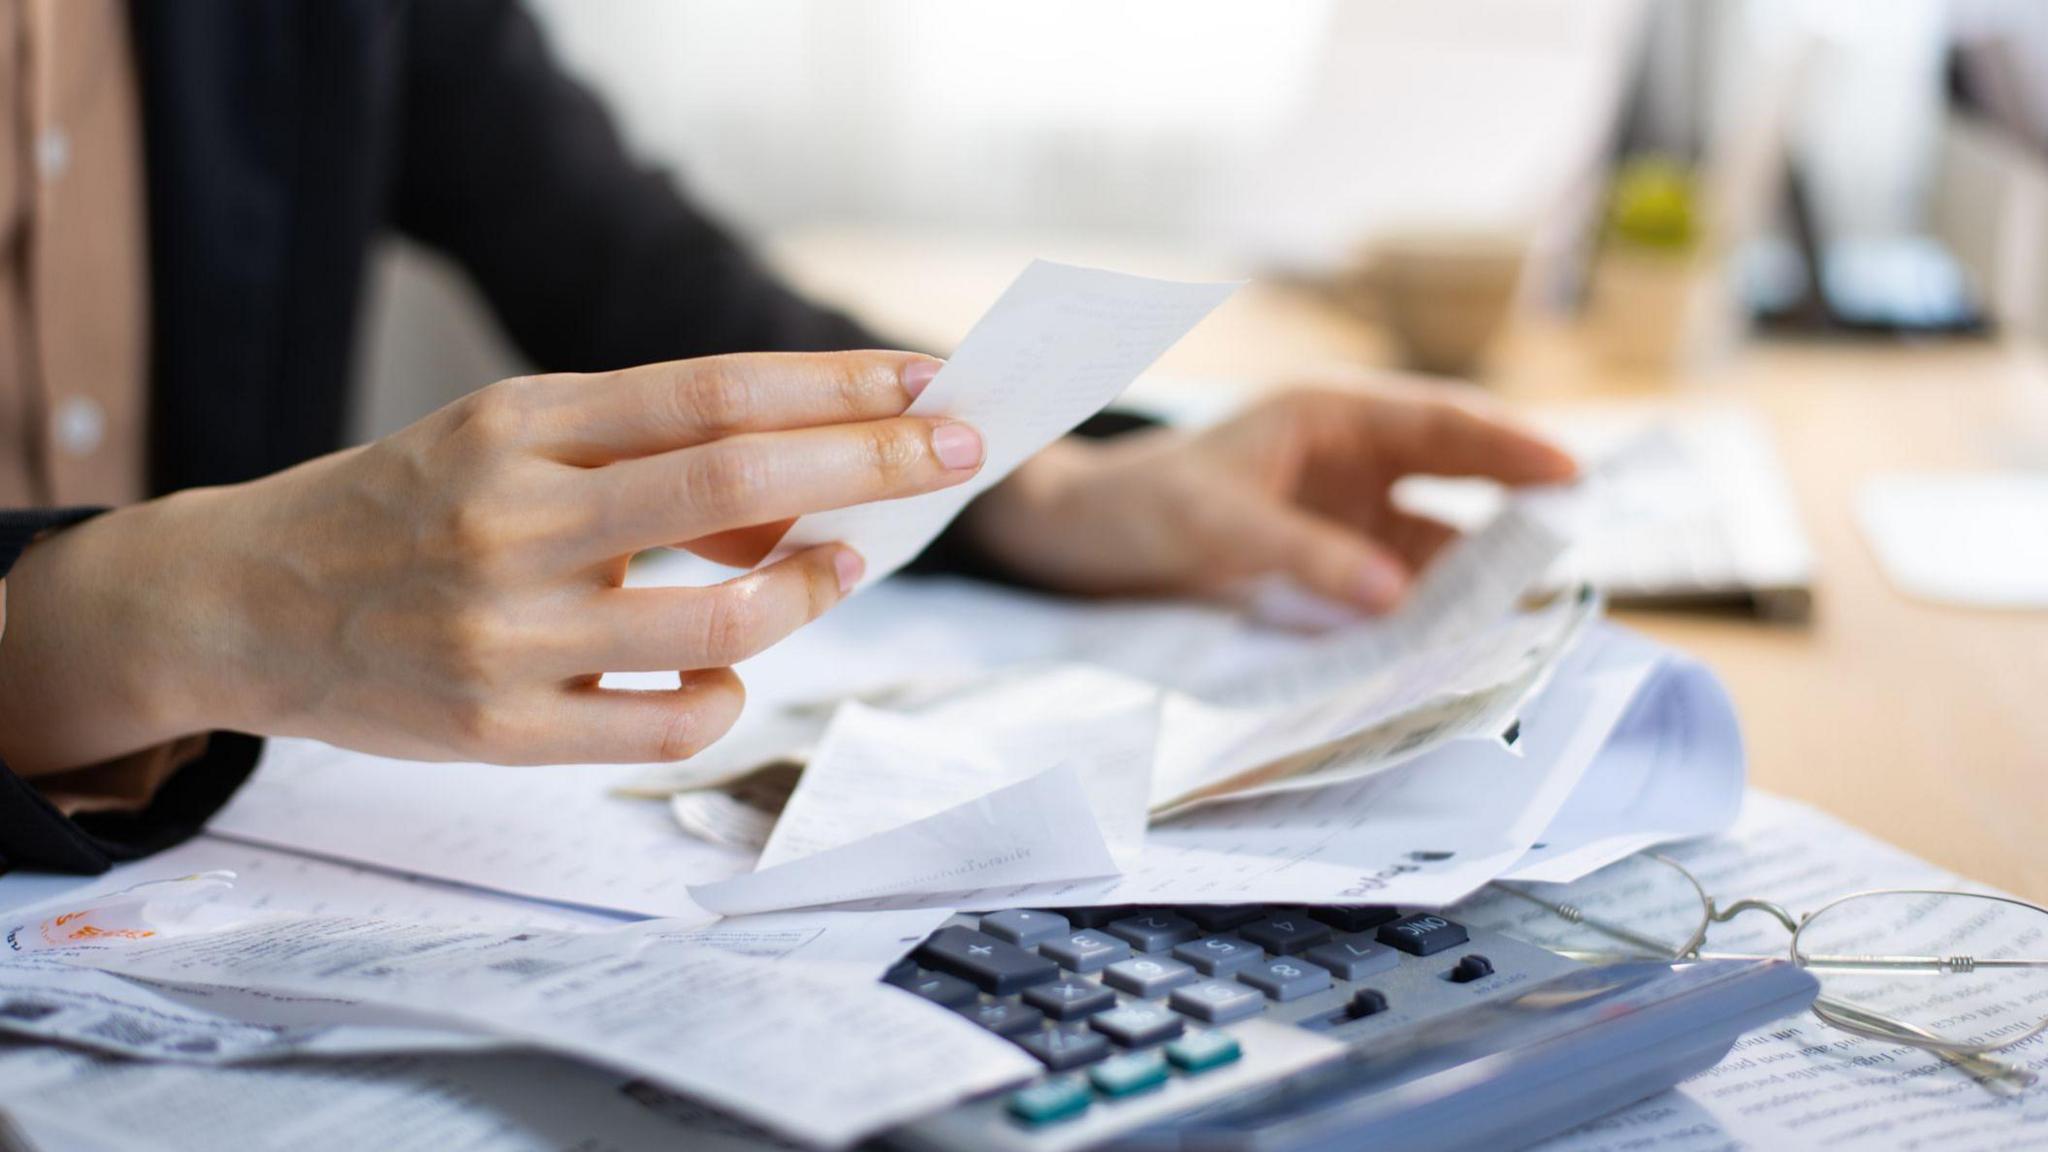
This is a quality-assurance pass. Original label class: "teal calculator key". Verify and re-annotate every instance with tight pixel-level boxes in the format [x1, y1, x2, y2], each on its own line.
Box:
[1006, 1076, 1092, 1125]
[1088, 1050, 1170, 1098]
[1165, 1031, 1242, 1074]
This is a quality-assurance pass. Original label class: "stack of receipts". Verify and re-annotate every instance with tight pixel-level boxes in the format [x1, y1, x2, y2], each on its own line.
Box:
[0, 259, 1753, 1149]
[678, 477, 1742, 917]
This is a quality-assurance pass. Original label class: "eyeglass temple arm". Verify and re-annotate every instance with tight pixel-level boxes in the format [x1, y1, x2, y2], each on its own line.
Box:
[1812, 996, 2038, 1090]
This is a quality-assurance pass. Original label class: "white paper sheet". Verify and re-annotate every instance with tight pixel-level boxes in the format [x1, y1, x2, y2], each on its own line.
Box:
[0, 880, 949, 1070]
[0, 1041, 795, 1152]
[667, 789, 780, 851]
[690, 759, 1119, 916]
[1457, 792, 2048, 1152]
[1857, 471, 2048, 608]
[811, 623, 1692, 913]
[770, 260, 1237, 590]
[210, 739, 750, 919]
[0, 836, 624, 930]
[1501, 632, 1745, 882]
[0, 956, 501, 1066]
[1149, 586, 1598, 814]
[63, 917, 1035, 1149]
[1189, 486, 1579, 708]
[760, 666, 1160, 867]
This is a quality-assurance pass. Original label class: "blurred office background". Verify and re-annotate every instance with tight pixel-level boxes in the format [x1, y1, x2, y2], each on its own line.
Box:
[355, 0, 2048, 441]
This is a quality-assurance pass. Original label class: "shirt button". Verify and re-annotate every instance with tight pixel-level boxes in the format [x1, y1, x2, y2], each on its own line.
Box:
[36, 128, 70, 181]
[54, 396, 105, 457]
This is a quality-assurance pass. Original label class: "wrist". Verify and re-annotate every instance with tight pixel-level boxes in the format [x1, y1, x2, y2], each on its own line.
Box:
[0, 494, 225, 773]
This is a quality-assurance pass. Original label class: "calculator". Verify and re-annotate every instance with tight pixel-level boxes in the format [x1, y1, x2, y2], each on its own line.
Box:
[879, 905, 1817, 1152]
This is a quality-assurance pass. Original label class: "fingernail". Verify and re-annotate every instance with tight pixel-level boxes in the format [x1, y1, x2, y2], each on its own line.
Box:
[1355, 556, 1407, 610]
[833, 548, 865, 594]
[931, 422, 984, 471]
[900, 358, 943, 400]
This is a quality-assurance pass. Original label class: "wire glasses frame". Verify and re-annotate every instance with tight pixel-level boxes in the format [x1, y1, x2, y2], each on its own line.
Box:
[1491, 854, 2048, 1089]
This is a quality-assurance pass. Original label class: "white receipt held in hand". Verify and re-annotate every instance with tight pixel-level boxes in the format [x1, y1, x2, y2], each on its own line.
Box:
[766, 260, 1239, 592]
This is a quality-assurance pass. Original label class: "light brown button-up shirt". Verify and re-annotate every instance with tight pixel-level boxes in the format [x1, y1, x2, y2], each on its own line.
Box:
[1, 0, 201, 813]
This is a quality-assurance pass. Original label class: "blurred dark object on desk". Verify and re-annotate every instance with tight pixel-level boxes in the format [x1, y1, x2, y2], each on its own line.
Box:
[1744, 166, 1986, 338]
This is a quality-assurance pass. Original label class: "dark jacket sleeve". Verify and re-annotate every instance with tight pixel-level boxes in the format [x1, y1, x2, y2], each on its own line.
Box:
[389, 0, 876, 371]
[0, 510, 263, 875]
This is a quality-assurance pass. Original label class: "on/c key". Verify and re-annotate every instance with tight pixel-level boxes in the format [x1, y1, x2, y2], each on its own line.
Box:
[1375, 913, 1469, 957]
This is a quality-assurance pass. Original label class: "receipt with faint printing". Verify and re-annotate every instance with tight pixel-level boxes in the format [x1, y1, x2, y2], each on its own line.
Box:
[768, 260, 1238, 591]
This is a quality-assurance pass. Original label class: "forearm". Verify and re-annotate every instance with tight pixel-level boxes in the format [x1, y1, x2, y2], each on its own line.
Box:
[0, 492, 230, 776]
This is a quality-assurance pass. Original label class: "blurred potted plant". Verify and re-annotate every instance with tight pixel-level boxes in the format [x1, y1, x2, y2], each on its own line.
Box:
[1587, 156, 1728, 375]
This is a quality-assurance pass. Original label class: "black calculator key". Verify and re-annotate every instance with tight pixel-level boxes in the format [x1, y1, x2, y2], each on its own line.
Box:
[1104, 955, 1198, 997]
[1449, 954, 1495, 983]
[1310, 906, 1401, 933]
[1016, 1027, 1112, 1071]
[1054, 906, 1130, 930]
[1376, 913, 1470, 957]
[1172, 933, 1264, 976]
[1349, 988, 1390, 1018]
[1023, 977, 1117, 1021]
[1169, 980, 1266, 1024]
[1106, 912, 1199, 953]
[961, 999, 1046, 1037]
[980, 909, 1070, 948]
[892, 969, 979, 1008]
[1238, 957, 1331, 1002]
[1089, 1003, 1185, 1048]
[1041, 929, 1131, 973]
[918, 926, 1060, 994]
[1240, 913, 1332, 956]
[1181, 906, 1266, 932]
[883, 957, 919, 984]
[1303, 934, 1400, 981]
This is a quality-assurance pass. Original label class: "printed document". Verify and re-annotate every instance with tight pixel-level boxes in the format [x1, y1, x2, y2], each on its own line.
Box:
[210, 740, 750, 919]
[57, 916, 1035, 1149]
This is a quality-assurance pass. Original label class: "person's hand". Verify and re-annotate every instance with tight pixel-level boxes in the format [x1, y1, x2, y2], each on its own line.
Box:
[961, 374, 1576, 613]
[0, 351, 981, 773]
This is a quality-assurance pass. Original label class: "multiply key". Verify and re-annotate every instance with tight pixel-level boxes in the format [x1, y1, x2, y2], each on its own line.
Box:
[1376, 913, 1470, 957]
[918, 926, 1059, 994]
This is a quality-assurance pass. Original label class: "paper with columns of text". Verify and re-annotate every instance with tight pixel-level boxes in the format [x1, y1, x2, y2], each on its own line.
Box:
[59, 916, 1034, 1149]
[769, 260, 1238, 590]
[1465, 792, 2048, 1152]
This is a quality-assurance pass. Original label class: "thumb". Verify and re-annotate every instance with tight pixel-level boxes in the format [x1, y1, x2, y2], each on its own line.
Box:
[1245, 504, 1412, 614]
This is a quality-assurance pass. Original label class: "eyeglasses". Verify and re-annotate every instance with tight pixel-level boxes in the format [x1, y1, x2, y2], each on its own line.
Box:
[1487, 854, 2048, 1090]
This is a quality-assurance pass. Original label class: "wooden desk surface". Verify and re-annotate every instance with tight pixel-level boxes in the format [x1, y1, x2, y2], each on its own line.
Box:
[769, 228, 2048, 902]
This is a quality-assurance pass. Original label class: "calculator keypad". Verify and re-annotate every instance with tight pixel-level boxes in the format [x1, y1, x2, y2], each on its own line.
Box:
[882, 905, 1509, 1132]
